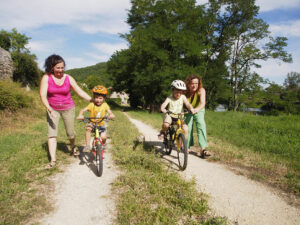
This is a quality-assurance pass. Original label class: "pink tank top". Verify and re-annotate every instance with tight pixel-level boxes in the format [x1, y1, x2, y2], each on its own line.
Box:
[47, 74, 75, 111]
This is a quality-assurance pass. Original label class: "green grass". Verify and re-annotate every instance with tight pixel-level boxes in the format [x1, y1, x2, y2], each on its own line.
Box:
[205, 111, 300, 193]
[125, 109, 300, 194]
[109, 110, 225, 224]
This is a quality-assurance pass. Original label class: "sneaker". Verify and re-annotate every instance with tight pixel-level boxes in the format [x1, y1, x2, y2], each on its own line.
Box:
[83, 145, 91, 152]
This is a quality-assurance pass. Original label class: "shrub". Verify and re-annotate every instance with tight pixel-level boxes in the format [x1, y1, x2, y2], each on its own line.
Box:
[0, 80, 32, 111]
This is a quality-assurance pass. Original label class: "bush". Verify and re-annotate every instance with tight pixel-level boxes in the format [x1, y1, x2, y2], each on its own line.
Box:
[0, 80, 32, 111]
[12, 52, 41, 87]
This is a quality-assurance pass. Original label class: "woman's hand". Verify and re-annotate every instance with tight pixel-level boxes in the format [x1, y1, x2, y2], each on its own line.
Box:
[48, 109, 57, 118]
[76, 115, 84, 120]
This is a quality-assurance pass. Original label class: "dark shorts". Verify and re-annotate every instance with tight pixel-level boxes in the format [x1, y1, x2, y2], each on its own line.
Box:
[87, 123, 106, 133]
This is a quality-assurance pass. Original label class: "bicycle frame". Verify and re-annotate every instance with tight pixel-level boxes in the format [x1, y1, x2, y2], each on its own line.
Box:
[86, 117, 106, 154]
[163, 111, 188, 170]
[168, 112, 185, 150]
[83, 116, 108, 177]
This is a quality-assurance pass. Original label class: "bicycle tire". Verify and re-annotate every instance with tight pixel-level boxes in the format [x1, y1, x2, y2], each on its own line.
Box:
[96, 143, 103, 177]
[177, 133, 188, 170]
[163, 130, 173, 155]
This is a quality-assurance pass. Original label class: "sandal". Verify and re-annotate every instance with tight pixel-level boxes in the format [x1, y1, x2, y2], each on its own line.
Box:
[71, 146, 80, 156]
[200, 149, 211, 158]
[82, 145, 91, 153]
[45, 161, 56, 169]
[158, 130, 165, 140]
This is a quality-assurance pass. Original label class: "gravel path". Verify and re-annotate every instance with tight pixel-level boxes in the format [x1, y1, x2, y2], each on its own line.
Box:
[39, 141, 118, 225]
[125, 113, 300, 225]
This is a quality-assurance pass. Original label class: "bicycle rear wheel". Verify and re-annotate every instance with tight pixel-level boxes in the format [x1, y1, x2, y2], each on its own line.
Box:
[177, 133, 188, 170]
[96, 144, 103, 177]
[163, 131, 173, 155]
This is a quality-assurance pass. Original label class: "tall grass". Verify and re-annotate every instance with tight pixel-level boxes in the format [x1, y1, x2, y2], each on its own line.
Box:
[0, 81, 32, 111]
[206, 111, 300, 193]
[108, 110, 225, 224]
[205, 111, 300, 168]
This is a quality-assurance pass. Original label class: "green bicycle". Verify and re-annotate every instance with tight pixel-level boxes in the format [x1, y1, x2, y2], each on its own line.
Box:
[163, 111, 188, 170]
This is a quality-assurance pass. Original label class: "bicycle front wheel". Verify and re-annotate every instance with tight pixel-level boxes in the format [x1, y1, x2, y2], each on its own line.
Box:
[177, 133, 188, 170]
[96, 144, 103, 177]
[163, 131, 173, 155]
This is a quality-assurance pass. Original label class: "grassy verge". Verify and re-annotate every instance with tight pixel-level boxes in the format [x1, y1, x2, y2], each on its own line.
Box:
[108, 110, 226, 224]
[125, 109, 300, 197]
[0, 87, 87, 224]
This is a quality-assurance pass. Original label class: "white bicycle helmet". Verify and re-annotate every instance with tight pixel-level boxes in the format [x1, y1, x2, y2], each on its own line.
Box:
[171, 80, 186, 90]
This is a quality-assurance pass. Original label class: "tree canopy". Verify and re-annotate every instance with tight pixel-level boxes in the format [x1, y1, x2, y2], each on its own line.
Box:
[0, 28, 40, 87]
[107, 0, 292, 112]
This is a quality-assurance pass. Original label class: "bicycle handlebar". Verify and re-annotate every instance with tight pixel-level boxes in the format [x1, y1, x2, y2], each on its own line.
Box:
[82, 116, 112, 123]
[165, 109, 192, 116]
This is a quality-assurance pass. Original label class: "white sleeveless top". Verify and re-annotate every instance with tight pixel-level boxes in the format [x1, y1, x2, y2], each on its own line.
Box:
[168, 95, 184, 114]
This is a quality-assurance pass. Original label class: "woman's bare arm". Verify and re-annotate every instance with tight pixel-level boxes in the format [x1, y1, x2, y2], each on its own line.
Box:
[40, 75, 52, 112]
[69, 75, 92, 102]
[194, 88, 206, 113]
[182, 95, 195, 113]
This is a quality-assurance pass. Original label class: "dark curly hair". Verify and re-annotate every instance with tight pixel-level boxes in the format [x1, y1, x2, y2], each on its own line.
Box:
[44, 54, 65, 74]
[185, 74, 203, 97]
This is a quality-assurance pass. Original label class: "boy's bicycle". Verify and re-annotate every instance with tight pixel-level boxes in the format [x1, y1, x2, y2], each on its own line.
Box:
[162, 111, 188, 170]
[82, 116, 110, 177]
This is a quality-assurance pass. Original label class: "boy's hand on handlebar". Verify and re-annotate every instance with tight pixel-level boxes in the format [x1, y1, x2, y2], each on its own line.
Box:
[108, 115, 115, 120]
[161, 109, 167, 114]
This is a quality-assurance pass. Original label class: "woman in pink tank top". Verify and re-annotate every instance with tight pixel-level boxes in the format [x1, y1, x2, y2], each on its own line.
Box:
[40, 54, 92, 169]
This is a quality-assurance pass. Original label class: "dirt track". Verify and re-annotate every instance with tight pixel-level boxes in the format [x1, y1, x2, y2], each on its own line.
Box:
[39, 141, 119, 225]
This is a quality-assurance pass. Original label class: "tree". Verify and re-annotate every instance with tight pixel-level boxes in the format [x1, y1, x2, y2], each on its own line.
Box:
[0, 28, 41, 87]
[83, 75, 105, 90]
[0, 30, 11, 51]
[283, 72, 300, 91]
[215, 0, 292, 111]
[12, 52, 40, 87]
[109, 0, 225, 111]
[0, 28, 30, 53]
[107, 0, 292, 112]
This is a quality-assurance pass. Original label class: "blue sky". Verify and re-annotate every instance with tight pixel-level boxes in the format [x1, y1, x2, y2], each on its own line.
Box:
[1, 0, 300, 85]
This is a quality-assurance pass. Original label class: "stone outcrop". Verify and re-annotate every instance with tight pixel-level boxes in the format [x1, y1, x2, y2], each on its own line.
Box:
[0, 47, 14, 80]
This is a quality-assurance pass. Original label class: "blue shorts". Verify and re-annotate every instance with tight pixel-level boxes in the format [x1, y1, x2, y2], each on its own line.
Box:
[87, 123, 106, 133]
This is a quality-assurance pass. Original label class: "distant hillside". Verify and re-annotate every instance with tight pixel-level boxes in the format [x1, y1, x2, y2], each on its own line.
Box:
[66, 62, 111, 86]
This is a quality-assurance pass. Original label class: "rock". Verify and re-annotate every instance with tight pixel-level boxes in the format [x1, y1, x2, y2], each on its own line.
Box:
[0, 47, 14, 80]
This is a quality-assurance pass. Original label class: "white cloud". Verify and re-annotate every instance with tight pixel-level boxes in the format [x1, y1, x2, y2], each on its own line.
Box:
[254, 56, 300, 84]
[79, 19, 129, 34]
[0, 0, 131, 34]
[65, 56, 99, 70]
[195, 0, 300, 12]
[195, 0, 209, 5]
[92, 42, 128, 55]
[85, 53, 111, 62]
[269, 20, 300, 37]
[26, 39, 67, 53]
[256, 0, 300, 12]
